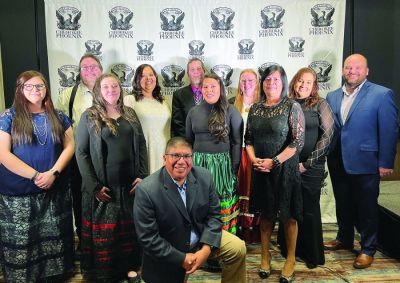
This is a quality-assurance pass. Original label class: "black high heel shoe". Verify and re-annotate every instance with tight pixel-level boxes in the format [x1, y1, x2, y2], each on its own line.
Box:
[258, 267, 271, 279]
[279, 272, 295, 283]
[258, 255, 271, 279]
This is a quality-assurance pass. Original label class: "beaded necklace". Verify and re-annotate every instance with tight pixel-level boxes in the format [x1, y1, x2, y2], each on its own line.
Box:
[32, 114, 48, 146]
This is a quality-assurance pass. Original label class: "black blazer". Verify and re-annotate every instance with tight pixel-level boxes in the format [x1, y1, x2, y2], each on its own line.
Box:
[133, 166, 222, 283]
[171, 85, 196, 138]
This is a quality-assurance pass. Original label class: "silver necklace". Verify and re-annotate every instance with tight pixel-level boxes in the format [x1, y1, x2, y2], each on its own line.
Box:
[32, 114, 48, 145]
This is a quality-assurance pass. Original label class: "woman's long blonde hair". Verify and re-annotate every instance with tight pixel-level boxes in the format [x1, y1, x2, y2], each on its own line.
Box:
[233, 69, 260, 112]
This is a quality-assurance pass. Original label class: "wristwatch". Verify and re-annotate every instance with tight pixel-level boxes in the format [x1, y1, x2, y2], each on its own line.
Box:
[50, 168, 60, 178]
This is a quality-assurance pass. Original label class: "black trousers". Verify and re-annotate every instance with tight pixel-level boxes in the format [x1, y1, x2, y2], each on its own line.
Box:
[278, 162, 326, 266]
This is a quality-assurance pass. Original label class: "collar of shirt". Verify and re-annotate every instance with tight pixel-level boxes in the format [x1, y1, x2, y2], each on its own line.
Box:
[342, 79, 367, 97]
[171, 178, 187, 192]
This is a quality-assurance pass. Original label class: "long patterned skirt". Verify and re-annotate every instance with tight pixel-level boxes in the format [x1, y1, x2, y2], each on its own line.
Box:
[193, 152, 239, 234]
[0, 186, 74, 282]
[81, 187, 141, 282]
[237, 148, 260, 243]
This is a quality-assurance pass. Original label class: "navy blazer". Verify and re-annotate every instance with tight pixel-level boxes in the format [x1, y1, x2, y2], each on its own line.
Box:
[133, 166, 222, 283]
[326, 80, 398, 174]
[171, 85, 196, 138]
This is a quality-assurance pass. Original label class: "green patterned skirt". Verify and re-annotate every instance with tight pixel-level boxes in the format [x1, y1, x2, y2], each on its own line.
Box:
[193, 152, 239, 234]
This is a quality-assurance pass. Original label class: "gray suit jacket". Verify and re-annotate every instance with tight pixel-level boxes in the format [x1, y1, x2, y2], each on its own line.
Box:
[134, 166, 222, 283]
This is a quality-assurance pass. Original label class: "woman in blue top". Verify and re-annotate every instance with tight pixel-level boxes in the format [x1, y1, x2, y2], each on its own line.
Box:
[0, 71, 75, 282]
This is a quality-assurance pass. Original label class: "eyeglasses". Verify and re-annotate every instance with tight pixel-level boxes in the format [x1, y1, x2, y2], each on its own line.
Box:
[165, 153, 193, 161]
[80, 65, 100, 72]
[23, 84, 45, 91]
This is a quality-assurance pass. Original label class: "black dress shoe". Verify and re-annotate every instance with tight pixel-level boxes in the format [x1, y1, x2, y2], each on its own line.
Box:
[279, 272, 295, 283]
[305, 262, 317, 269]
[258, 267, 271, 279]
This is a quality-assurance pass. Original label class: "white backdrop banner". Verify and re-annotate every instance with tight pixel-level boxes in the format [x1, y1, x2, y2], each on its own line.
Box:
[45, 0, 345, 223]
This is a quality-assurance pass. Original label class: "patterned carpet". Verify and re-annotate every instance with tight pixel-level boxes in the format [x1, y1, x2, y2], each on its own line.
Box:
[1, 224, 399, 282]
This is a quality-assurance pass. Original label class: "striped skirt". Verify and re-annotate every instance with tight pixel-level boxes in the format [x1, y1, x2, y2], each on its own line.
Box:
[0, 186, 74, 282]
[81, 186, 141, 282]
[193, 152, 239, 234]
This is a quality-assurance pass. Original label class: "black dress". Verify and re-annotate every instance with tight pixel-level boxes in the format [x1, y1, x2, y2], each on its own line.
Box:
[278, 98, 334, 267]
[244, 97, 305, 223]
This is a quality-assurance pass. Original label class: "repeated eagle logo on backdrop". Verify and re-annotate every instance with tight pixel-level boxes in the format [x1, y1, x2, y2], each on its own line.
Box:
[57, 65, 79, 88]
[309, 61, 333, 83]
[211, 65, 233, 87]
[137, 40, 154, 56]
[47, 0, 344, 104]
[111, 64, 135, 89]
[211, 7, 235, 30]
[238, 39, 255, 55]
[109, 6, 133, 30]
[56, 6, 81, 30]
[311, 4, 335, 27]
[55, 6, 82, 38]
[85, 40, 103, 56]
[161, 65, 185, 88]
[260, 5, 285, 29]
[160, 8, 185, 31]
[189, 40, 205, 56]
[289, 37, 305, 53]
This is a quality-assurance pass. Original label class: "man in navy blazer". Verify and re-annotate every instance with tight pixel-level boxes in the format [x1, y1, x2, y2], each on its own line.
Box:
[134, 137, 247, 283]
[171, 58, 205, 137]
[325, 54, 398, 269]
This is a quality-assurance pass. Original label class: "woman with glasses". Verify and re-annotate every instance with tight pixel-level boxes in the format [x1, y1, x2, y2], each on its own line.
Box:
[245, 65, 305, 283]
[186, 73, 243, 235]
[124, 64, 171, 174]
[76, 73, 147, 283]
[0, 71, 75, 282]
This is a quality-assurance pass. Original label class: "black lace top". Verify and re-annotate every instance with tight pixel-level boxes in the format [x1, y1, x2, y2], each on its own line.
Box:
[244, 97, 305, 156]
[296, 98, 334, 169]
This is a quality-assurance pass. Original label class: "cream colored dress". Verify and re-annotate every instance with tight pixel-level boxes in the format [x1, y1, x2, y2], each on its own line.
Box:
[124, 95, 171, 174]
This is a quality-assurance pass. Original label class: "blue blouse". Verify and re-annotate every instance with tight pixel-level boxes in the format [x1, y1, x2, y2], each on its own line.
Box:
[0, 107, 72, 196]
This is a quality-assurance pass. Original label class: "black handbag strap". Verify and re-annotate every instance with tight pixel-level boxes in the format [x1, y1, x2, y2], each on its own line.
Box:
[68, 84, 79, 121]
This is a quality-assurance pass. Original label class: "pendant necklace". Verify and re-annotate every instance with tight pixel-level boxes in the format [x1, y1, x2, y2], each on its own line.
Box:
[32, 114, 48, 145]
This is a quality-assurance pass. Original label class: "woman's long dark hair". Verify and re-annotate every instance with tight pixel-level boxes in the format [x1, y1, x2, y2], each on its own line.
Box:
[88, 73, 139, 135]
[204, 74, 229, 142]
[12, 70, 64, 145]
[260, 64, 288, 101]
[288, 67, 320, 108]
[131, 64, 164, 103]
